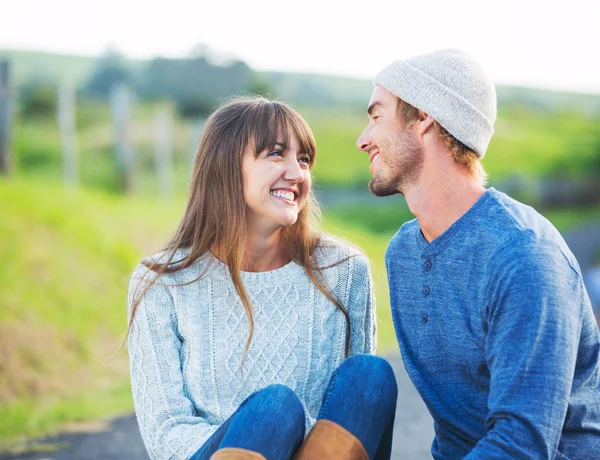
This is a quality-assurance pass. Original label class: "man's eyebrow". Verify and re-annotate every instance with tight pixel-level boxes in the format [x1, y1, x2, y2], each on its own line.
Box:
[367, 101, 383, 116]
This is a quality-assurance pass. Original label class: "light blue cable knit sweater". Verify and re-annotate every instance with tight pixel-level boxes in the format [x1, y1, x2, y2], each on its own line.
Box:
[128, 240, 375, 460]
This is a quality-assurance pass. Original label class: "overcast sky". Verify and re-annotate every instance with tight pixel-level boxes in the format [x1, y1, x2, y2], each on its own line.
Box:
[2, 0, 599, 94]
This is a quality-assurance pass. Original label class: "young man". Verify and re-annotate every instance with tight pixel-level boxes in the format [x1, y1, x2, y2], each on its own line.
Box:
[357, 48, 600, 459]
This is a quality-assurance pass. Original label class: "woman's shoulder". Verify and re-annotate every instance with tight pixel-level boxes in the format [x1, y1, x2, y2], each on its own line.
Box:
[315, 233, 370, 274]
[130, 247, 212, 285]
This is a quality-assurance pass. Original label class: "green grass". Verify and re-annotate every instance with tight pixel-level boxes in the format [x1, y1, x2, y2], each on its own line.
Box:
[2, 49, 600, 445]
[1, 176, 599, 444]
[10, 103, 600, 197]
[302, 108, 372, 187]
[13, 102, 195, 197]
[542, 206, 600, 233]
[301, 106, 600, 188]
[484, 109, 600, 179]
[0, 178, 401, 444]
[0, 178, 183, 444]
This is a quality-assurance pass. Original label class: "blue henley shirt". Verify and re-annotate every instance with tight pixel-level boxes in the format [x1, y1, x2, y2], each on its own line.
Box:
[386, 188, 600, 459]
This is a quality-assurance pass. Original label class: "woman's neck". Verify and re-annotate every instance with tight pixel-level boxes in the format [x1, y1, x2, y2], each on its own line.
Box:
[242, 228, 290, 272]
[212, 225, 290, 272]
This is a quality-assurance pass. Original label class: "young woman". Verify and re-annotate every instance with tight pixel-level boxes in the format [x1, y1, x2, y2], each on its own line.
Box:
[127, 97, 398, 460]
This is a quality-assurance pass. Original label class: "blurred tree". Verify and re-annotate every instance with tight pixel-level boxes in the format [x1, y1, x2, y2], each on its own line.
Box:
[247, 75, 274, 98]
[19, 81, 57, 118]
[177, 94, 215, 119]
[139, 54, 255, 117]
[549, 116, 600, 178]
[82, 49, 134, 99]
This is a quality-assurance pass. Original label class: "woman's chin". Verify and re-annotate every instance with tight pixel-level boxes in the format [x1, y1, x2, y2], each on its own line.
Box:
[278, 213, 299, 228]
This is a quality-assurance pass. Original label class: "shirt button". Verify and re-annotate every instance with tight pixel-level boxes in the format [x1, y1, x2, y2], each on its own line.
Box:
[424, 260, 432, 271]
[422, 314, 429, 323]
[423, 285, 430, 296]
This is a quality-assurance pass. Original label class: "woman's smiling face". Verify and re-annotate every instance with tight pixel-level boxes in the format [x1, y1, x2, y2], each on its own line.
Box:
[242, 133, 312, 232]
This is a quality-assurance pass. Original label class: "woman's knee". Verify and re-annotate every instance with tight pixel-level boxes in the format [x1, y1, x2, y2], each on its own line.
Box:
[337, 355, 398, 402]
[216, 385, 306, 457]
[252, 384, 303, 409]
[245, 384, 305, 434]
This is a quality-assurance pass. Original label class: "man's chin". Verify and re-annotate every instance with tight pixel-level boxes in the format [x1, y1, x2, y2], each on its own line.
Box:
[369, 179, 399, 197]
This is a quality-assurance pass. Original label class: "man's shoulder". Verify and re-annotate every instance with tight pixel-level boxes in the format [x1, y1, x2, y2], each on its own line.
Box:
[384, 218, 420, 263]
[390, 218, 420, 243]
[485, 189, 577, 265]
[485, 188, 557, 235]
[475, 191, 580, 281]
[490, 229, 579, 276]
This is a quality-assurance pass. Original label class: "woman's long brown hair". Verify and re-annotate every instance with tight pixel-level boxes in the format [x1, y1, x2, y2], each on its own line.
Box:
[126, 96, 352, 360]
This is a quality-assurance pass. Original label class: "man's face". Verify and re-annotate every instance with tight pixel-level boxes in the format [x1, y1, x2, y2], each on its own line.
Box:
[356, 86, 423, 196]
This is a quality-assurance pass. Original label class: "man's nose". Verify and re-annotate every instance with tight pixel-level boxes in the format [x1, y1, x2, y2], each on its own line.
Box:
[356, 127, 372, 152]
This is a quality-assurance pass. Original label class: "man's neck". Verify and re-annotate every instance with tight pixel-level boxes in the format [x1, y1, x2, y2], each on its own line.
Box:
[405, 170, 486, 243]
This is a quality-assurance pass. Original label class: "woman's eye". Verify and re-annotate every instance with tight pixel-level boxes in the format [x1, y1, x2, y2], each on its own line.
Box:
[268, 150, 283, 157]
[372, 116, 380, 122]
[299, 156, 312, 165]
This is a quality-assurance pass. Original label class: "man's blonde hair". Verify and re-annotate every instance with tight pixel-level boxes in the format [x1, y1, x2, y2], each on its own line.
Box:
[397, 98, 488, 185]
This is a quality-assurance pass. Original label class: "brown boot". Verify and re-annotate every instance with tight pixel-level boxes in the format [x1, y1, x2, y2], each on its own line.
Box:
[210, 447, 267, 459]
[293, 419, 368, 460]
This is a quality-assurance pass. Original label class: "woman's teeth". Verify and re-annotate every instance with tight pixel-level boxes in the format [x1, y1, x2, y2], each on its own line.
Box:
[270, 190, 295, 201]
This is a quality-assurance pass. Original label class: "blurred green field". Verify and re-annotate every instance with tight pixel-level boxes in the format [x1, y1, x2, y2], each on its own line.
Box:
[0, 179, 183, 443]
[3, 47, 600, 450]
[303, 107, 600, 187]
[3, 73, 600, 446]
[2, 176, 600, 445]
[0, 178, 405, 444]
[13, 103, 600, 194]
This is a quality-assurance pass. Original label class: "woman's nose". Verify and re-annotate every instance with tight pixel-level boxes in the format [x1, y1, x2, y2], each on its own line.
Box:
[283, 158, 305, 182]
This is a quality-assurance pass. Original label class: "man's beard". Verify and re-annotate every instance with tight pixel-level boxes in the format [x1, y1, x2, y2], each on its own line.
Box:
[369, 129, 423, 197]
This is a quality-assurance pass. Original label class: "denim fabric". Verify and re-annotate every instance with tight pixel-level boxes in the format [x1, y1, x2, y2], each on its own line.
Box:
[317, 354, 398, 460]
[192, 355, 398, 460]
[386, 188, 600, 459]
[190, 384, 306, 460]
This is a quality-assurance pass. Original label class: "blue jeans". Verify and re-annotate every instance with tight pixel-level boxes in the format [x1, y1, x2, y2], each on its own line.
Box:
[191, 354, 398, 460]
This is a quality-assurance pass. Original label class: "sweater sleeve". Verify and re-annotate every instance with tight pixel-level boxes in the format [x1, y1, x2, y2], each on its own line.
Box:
[347, 253, 377, 355]
[128, 266, 218, 460]
[464, 237, 584, 459]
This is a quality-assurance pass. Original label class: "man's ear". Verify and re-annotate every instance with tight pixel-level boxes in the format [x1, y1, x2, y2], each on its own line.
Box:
[417, 113, 435, 135]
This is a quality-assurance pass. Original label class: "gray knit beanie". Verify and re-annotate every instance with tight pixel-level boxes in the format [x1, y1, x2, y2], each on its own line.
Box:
[374, 49, 497, 158]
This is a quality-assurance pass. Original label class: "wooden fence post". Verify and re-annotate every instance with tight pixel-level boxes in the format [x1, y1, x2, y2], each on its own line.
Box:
[58, 82, 79, 187]
[189, 118, 205, 174]
[154, 108, 173, 199]
[110, 83, 134, 194]
[0, 61, 12, 176]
